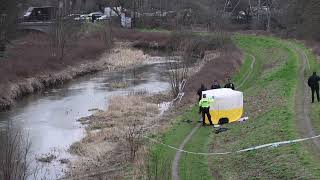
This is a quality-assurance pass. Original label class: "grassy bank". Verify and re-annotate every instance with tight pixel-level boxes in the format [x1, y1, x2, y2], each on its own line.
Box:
[148, 35, 320, 179]
[290, 41, 320, 135]
[206, 35, 320, 179]
[231, 53, 254, 89]
[146, 106, 199, 179]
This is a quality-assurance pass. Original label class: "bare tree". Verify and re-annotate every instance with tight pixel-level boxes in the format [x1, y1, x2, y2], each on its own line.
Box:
[99, 21, 114, 48]
[265, 0, 272, 32]
[0, 0, 23, 58]
[100, 0, 130, 18]
[49, 8, 78, 60]
[124, 120, 144, 162]
[167, 59, 189, 97]
[103, 0, 144, 27]
[0, 123, 31, 180]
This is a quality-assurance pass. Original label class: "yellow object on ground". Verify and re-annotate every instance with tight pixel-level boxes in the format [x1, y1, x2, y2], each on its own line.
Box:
[202, 88, 243, 125]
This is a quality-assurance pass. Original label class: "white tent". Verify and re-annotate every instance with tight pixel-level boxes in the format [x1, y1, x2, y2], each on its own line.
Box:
[202, 88, 243, 124]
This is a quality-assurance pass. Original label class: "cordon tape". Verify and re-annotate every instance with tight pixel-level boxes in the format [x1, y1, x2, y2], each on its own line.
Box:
[143, 131, 320, 156]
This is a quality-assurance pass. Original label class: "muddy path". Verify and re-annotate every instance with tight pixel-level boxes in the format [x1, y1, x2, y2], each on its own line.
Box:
[291, 42, 320, 155]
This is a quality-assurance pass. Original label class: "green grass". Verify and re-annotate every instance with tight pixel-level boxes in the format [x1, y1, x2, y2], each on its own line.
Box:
[147, 35, 320, 179]
[179, 127, 213, 180]
[137, 28, 171, 34]
[232, 54, 254, 90]
[147, 106, 200, 180]
[288, 41, 320, 135]
[288, 40, 320, 73]
[206, 35, 320, 179]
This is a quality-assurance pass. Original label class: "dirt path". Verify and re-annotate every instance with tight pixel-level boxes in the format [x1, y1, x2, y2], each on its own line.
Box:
[171, 53, 256, 180]
[171, 123, 201, 180]
[292, 42, 320, 153]
[238, 54, 256, 89]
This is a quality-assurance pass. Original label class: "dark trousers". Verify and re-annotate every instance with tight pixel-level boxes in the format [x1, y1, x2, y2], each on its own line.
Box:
[201, 107, 213, 125]
[311, 87, 320, 103]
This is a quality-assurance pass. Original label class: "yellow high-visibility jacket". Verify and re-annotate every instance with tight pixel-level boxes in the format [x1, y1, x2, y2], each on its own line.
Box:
[199, 97, 214, 108]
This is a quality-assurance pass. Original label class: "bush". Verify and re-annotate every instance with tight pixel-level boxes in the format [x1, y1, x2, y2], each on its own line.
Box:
[168, 31, 233, 61]
[166, 30, 235, 97]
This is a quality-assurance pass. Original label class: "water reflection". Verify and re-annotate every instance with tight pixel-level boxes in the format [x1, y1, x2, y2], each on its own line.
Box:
[0, 61, 170, 179]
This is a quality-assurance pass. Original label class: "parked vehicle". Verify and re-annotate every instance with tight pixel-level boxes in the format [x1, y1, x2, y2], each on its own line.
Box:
[96, 15, 109, 22]
[74, 14, 90, 22]
[88, 12, 104, 17]
[89, 12, 103, 22]
[23, 6, 56, 21]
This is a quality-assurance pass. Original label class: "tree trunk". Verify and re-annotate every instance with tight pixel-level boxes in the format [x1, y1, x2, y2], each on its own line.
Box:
[267, 11, 271, 32]
[0, 41, 5, 58]
[257, 0, 261, 29]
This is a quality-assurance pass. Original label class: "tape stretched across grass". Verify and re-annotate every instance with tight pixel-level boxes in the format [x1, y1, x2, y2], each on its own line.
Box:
[144, 133, 320, 155]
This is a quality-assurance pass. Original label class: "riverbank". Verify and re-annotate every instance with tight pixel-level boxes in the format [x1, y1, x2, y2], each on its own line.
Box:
[67, 93, 173, 179]
[65, 40, 243, 179]
[1, 28, 243, 178]
[0, 41, 151, 111]
[1, 28, 236, 111]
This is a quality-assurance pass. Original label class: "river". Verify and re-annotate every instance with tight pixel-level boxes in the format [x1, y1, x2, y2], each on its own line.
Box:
[0, 59, 170, 179]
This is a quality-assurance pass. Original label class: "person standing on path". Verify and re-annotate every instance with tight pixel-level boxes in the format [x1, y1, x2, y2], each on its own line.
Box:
[199, 94, 214, 126]
[308, 72, 320, 103]
[224, 78, 235, 90]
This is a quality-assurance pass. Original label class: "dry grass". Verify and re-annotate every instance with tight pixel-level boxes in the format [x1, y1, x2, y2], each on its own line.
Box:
[110, 81, 129, 89]
[69, 95, 161, 178]
[0, 32, 107, 110]
[102, 47, 150, 69]
[114, 28, 171, 48]
[1, 33, 107, 84]
[0, 38, 152, 110]
[93, 95, 159, 128]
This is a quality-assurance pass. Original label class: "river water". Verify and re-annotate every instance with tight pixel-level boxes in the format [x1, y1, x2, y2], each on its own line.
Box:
[0, 60, 170, 179]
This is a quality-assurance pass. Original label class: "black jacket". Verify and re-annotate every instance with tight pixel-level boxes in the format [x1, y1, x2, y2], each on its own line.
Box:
[224, 83, 235, 90]
[211, 84, 221, 89]
[308, 74, 320, 88]
[197, 86, 207, 98]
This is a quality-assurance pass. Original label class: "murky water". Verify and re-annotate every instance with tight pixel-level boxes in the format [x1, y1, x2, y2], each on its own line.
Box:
[0, 60, 170, 179]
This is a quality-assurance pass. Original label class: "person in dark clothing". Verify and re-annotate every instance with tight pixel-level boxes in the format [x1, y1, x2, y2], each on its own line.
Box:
[224, 78, 235, 90]
[308, 72, 320, 103]
[211, 80, 221, 89]
[197, 84, 207, 101]
[199, 94, 214, 126]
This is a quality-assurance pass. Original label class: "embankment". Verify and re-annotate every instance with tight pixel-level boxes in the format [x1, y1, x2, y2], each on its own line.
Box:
[0, 42, 150, 111]
[0, 28, 176, 111]
[150, 35, 320, 180]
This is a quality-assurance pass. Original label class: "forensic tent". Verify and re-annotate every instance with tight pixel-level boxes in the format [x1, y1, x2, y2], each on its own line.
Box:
[202, 88, 243, 125]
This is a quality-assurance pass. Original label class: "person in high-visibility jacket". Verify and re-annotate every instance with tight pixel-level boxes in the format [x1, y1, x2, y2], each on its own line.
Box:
[199, 94, 214, 126]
